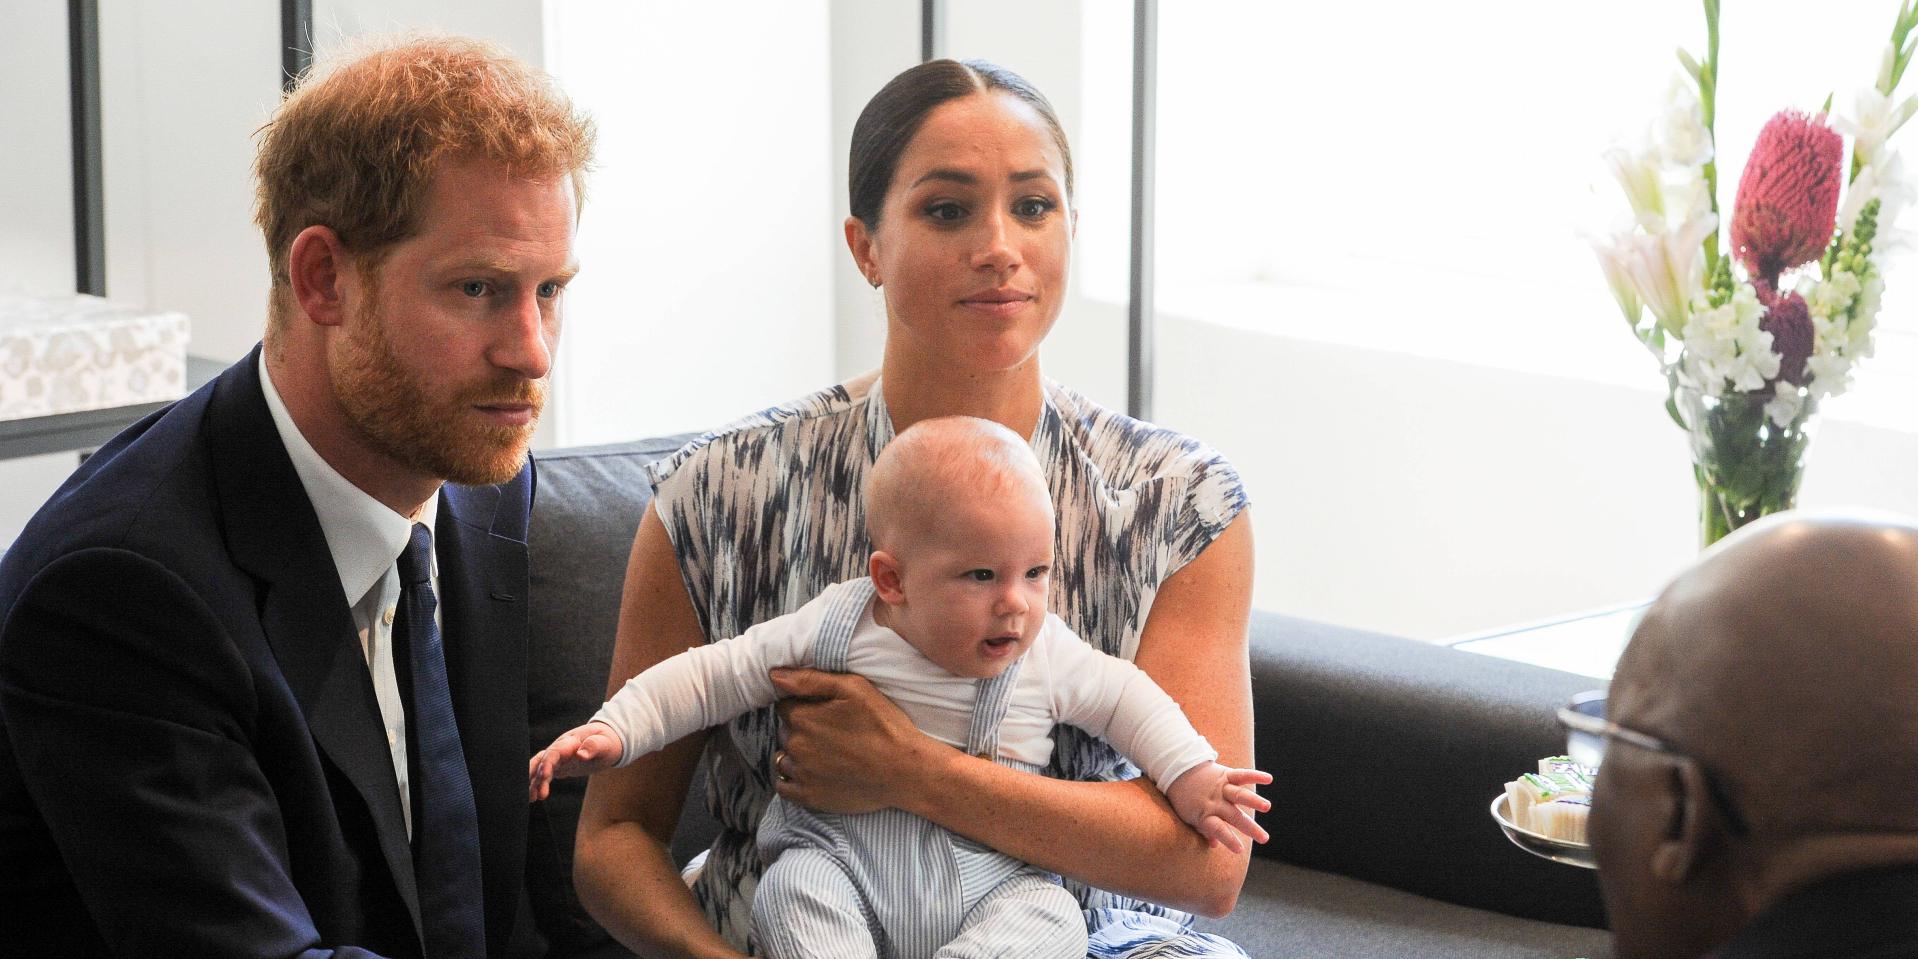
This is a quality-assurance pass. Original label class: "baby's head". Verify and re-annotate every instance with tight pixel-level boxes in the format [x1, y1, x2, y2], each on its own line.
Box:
[866, 416, 1054, 679]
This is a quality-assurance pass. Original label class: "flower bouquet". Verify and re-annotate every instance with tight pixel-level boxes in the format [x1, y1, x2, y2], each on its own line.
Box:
[1595, 0, 1918, 546]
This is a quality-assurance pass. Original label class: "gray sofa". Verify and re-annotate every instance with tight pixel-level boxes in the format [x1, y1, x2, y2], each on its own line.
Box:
[524, 439, 1613, 958]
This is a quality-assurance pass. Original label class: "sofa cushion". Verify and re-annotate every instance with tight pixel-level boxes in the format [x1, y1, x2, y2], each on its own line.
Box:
[1195, 858, 1612, 958]
[525, 438, 703, 956]
[1248, 611, 1608, 928]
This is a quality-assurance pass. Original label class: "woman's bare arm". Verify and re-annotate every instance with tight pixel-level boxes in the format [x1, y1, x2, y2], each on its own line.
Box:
[773, 511, 1258, 918]
[573, 505, 745, 959]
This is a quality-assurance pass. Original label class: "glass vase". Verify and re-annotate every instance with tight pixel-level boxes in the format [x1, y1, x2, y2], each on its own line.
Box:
[1670, 383, 1816, 548]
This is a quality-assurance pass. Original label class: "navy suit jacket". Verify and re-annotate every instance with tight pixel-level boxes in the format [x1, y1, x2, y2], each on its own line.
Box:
[0, 347, 543, 957]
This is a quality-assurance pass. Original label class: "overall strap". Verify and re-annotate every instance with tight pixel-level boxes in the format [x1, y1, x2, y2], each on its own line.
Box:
[964, 650, 1026, 761]
[812, 577, 877, 674]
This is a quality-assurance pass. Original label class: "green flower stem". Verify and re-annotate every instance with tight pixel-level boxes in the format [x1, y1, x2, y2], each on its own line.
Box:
[1700, 0, 1723, 281]
[1890, 0, 1918, 93]
[1677, 385, 1815, 548]
[1857, 1, 1918, 182]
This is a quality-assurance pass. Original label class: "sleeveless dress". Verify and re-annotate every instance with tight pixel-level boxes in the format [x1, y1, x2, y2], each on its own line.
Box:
[645, 374, 1251, 958]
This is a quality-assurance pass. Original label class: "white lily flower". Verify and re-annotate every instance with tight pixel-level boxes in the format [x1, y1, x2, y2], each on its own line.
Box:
[1605, 144, 1667, 228]
[1655, 73, 1715, 167]
[1764, 380, 1807, 429]
[1663, 172, 1714, 223]
[1594, 242, 1646, 330]
[1835, 86, 1918, 171]
[1623, 213, 1716, 336]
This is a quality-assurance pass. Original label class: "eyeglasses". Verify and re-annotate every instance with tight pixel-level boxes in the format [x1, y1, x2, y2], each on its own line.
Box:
[1556, 690, 1670, 769]
[1556, 690, 1751, 837]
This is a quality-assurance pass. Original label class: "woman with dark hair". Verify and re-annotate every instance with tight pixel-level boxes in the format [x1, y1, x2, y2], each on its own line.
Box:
[575, 59, 1257, 958]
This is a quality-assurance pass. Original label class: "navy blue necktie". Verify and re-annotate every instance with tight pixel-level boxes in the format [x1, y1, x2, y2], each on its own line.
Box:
[395, 523, 485, 958]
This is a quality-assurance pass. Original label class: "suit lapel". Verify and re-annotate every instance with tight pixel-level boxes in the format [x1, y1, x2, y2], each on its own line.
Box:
[207, 348, 424, 941]
[437, 477, 531, 952]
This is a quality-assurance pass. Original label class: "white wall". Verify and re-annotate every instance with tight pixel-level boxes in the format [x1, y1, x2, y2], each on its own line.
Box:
[1, 2, 76, 299]
[21, 3, 1892, 648]
[0, 3, 81, 543]
[1, 0, 857, 545]
[546, 0, 838, 444]
[102, 1, 280, 362]
[0, 1, 278, 544]
[829, 0, 919, 381]
[314, 0, 545, 61]
[1157, 314, 1918, 640]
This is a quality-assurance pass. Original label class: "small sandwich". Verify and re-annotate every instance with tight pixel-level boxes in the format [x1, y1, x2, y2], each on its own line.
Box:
[1505, 756, 1596, 843]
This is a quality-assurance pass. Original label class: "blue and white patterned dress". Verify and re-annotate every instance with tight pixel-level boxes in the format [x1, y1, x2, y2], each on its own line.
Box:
[645, 372, 1251, 958]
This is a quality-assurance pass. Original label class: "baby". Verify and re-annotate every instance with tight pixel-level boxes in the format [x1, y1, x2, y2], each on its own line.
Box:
[531, 416, 1270, 959]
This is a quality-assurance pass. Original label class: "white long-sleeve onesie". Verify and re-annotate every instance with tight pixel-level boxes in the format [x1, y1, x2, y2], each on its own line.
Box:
[591, 579, 1216, 793]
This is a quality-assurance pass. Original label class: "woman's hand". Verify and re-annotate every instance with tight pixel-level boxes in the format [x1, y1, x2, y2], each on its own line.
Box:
[769, 668, 946, 814]
[893, 511, 1259, 919]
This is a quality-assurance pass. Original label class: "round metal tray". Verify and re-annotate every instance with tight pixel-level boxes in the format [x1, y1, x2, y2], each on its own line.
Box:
[1491, 793, 1595, 869]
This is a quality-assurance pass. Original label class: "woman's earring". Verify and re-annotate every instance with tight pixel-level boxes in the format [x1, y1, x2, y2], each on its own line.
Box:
[867, 274, 881, 289]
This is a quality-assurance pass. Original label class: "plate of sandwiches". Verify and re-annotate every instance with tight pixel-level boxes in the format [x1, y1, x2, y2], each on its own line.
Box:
[1491, 755, 1595, 869]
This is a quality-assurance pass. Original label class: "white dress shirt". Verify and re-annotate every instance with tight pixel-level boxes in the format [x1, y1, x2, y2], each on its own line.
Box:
[259, 353, 437, 837]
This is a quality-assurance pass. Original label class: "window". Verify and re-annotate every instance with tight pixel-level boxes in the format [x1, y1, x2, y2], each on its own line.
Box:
[1132, 3, 1916, 393]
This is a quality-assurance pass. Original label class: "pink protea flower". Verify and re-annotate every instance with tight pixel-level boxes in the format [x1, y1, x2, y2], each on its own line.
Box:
[1757, 282, 1815, 386]
[1731, 111, 1844, 286]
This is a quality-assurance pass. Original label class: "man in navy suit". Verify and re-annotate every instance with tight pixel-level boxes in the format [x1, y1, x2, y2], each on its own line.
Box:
[0, 36, 593, 957]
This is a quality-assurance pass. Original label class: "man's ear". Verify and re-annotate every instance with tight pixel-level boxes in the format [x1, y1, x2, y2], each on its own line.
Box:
[1650, 756, 1727, 885]
[288, 225, 352, 328]
[870, 550, 906, 604]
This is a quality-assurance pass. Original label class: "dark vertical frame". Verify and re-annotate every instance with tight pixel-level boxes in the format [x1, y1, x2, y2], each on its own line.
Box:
[282, 0, 313, 92]
[68, 0, 104, 296]
[921, 0, 944, 62]
[1127, 0, 1157, 421]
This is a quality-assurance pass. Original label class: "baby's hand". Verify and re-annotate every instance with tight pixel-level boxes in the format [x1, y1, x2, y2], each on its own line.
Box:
[528, 721, 625, 802]
[1165, 761, 1273, 854]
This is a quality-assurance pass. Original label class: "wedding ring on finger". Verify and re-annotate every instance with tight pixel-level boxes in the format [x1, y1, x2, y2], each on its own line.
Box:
[774, 749, 791, 782]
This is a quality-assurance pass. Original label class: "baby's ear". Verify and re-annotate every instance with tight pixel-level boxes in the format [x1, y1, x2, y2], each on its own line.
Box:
[870, 551, 907, 604]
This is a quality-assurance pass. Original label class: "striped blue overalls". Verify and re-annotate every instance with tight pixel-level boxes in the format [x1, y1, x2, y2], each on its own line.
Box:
[750, 578, 1087, 959]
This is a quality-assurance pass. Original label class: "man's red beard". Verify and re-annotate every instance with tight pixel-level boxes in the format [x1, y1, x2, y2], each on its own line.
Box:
[330, 290, 543, 487]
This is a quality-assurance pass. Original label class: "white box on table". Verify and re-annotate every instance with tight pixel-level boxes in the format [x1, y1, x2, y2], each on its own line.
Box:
[0, 294, 190, 422]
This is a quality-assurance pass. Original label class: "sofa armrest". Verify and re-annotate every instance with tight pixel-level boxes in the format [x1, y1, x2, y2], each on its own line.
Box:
[1247, 610, 1608, 928]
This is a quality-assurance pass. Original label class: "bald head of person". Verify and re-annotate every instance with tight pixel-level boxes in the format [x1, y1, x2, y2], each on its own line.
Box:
[859, 417, 1056, 680]
[865, 416, 1051, 554]
[1591, 514, 1918, 959]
